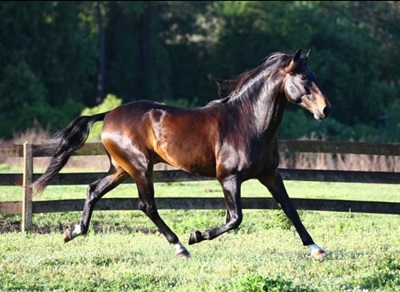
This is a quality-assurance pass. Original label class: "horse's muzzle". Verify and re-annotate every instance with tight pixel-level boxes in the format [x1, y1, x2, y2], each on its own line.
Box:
[322, 104, 331, 117]
[314, 104, 331, 120]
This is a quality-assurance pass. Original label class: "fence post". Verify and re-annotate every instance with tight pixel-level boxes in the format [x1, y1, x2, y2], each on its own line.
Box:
[22, 142, 33, 232]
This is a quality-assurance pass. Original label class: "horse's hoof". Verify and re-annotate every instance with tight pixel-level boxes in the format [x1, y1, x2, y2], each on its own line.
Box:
[175, 249, 191, 259]
[311, 248, 327, 260]
[188, 230, 202, 245]
[63, 229, 72, 243]
[308, 244, 327, 260]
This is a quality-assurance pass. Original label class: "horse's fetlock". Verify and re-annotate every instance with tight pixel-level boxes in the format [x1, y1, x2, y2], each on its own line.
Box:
[188, 230, 203, 245]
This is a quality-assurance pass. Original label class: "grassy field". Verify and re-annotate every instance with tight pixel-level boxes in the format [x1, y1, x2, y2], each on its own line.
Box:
[0, 180, 399, 291]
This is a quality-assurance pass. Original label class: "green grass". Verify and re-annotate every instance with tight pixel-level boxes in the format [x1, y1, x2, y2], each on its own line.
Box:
[0, 219, 399, 291]
[1, 181, 400, 291]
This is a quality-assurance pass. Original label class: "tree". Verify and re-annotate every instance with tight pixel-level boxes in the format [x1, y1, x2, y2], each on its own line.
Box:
[0, 1, 399, 141]
[0, 61, 47, 137]
[302, 2, 399, 128]
[0, 1, 97, 137]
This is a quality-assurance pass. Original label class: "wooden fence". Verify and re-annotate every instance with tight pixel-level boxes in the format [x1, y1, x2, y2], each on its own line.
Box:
[0, 140, 399, 232]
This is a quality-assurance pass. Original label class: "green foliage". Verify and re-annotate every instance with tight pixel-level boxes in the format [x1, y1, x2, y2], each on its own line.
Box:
[0, 61, 81, 138]
[0, 61, 46, 137]
[232, 274, 314, 292]
[0, 60, 83, 137]
[0, 2, 95, 138]
[0, 1, 97, 105]
[357, 256, 400, 290]
[1, 2, 400, 141]
[376, 99, 400, 142]
[280, 109, 353, 141]
[81, 94, 123, 141]
[270, 210, 293, 231]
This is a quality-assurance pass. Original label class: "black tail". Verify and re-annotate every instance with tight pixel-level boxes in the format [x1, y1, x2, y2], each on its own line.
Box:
[32, 112, 108, 196]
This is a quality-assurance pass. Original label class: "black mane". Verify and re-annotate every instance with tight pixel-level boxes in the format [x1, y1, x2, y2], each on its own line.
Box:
[206, 51, 295, 106]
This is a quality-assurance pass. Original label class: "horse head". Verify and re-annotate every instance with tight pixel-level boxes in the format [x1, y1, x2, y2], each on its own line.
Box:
[281, 49, 331, 120]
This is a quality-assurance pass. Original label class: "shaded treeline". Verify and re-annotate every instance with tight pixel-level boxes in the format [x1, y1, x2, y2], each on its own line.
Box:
[0, 1, 399, 141]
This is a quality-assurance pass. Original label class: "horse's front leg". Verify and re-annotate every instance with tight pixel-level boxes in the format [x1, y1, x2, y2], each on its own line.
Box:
[189, 175, 243, 244]
[258, 171, 327, 260]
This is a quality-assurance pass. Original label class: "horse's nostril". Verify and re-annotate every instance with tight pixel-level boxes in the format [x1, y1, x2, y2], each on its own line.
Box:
[323, 105, 331, 117]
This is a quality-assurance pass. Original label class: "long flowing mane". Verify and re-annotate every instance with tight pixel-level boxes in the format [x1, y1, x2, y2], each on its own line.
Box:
[207, 51, 294, 106]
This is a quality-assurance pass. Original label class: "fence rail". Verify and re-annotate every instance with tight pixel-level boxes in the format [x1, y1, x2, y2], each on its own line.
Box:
[1, 140, 400, 157]
[0, 140, 399, 232]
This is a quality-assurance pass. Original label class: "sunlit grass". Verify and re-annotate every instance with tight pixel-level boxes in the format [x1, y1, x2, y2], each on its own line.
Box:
[1, 220, 399, 291]
[1, 180, 399, 291]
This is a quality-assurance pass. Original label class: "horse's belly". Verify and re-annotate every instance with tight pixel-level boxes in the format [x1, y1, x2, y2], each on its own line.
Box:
[178, 158, 217, 178]
[154, 140, 216, 177]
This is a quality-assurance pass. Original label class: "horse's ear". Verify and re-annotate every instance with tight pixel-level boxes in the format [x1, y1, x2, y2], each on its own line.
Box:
[293, 49, 301, 62]
[305, 49, 311, 60]
[284, 49, 301, 73]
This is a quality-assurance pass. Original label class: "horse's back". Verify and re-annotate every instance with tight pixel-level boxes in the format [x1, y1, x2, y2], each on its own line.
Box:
[101, 100, 161, 147]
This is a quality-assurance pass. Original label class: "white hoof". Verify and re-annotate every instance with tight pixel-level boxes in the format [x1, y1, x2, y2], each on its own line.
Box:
[63, 225, 82, 243]
[308, 244, 327, 260]
[172, 242, 191, 259]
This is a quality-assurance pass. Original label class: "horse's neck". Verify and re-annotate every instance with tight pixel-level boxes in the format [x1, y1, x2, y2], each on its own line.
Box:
[238, 78, 287, 139]
[257, 91, 287, 137]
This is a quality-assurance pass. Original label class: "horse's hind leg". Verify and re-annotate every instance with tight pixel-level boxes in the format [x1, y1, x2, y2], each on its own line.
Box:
[132, 169, 191, 259]
[63, 163, 129, 243]
[258, 171, 327, 260]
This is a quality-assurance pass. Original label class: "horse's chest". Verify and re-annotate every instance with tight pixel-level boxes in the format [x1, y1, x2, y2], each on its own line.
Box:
[217, 139, 278, 177]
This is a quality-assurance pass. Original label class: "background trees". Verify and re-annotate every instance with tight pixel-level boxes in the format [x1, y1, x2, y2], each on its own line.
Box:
[0, 1, 399, 141]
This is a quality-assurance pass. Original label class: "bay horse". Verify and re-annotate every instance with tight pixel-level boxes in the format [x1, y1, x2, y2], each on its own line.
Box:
[32, 49, 331, 260]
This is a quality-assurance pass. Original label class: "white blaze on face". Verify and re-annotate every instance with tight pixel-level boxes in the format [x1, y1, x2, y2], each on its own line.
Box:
[310, 84, 330, 120]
